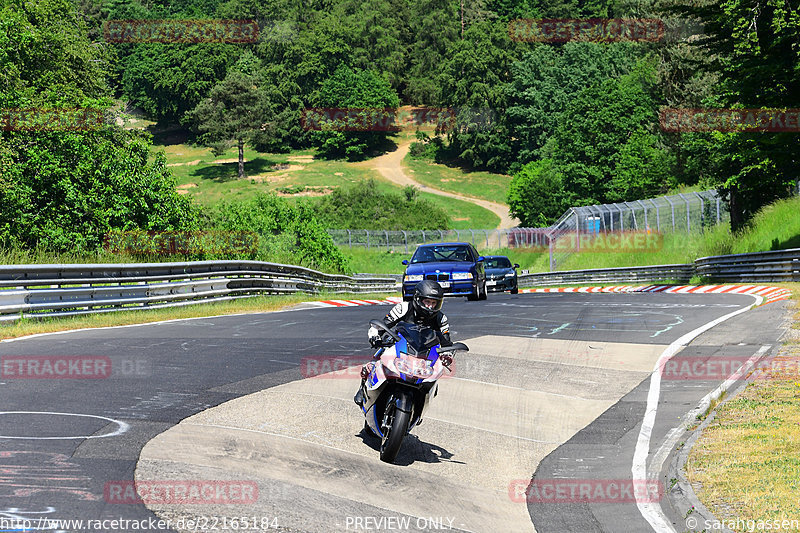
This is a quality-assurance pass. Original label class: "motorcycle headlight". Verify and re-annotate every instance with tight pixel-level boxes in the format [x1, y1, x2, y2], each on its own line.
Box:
[395, 358, 434, 378]
[405, 274, 423, 282]
[451, 272, 473, 280]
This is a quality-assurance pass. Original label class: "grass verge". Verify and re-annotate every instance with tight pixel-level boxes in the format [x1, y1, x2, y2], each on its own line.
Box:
[0, 291, 398, 341]
[685, 283, 800, 526]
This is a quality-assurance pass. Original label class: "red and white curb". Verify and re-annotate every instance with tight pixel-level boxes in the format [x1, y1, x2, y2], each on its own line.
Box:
[306, 297, 403, 308]
[520, 284, 791, 305]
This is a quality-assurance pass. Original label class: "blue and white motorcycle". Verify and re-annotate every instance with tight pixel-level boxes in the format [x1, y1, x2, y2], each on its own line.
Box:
[358, 319, 469, 463]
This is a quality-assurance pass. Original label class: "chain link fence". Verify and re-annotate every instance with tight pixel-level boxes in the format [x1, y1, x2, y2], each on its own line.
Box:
[327, 190, 730, 270]
[326, 228, 535, 251]
[547, 190, 728, 270]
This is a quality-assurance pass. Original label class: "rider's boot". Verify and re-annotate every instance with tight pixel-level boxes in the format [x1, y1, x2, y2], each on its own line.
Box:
[353, 378, 366, 406]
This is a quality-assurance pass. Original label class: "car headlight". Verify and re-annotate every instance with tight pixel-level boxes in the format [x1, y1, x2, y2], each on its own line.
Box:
[505, 272, 515, 277]
[451, 272, 473, 280]
[404, 274, 423, 282]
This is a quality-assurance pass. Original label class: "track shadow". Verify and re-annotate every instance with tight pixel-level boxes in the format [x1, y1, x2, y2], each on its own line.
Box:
[356, 427, 464, 466]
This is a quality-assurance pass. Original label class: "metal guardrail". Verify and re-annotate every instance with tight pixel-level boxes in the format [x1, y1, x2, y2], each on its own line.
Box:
[517, 263, 696, 287]
[695, 248, 800, 283]
[0, 249, 796, 321]
[0, 261, 399, 321]
[517, 248, 800, 286]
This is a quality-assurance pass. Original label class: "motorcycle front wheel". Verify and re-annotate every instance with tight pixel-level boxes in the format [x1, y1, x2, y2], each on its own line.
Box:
[379, 395, 411, 463]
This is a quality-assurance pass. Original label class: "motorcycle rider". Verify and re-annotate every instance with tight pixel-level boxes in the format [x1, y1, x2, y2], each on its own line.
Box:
[354, 280, 451, 406]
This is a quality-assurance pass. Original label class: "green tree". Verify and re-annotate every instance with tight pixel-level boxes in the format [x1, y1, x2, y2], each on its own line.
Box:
[667, 0, 800, 230]
[187, 64, 273, 178]
[310, 65, 400, 160]
[507, 159, 573, 226]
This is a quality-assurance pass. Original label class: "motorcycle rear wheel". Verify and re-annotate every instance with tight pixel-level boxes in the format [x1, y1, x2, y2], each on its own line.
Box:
[380, 401, 411, 463]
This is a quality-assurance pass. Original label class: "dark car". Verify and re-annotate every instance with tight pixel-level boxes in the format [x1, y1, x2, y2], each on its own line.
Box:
[401, 242, 487, 301]
[484, 255, 520, 294]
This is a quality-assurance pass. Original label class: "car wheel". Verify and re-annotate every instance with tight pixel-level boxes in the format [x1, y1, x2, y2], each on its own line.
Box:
[510, 286, 519, 294]
[478, 281, 487, 300]
[467, 284, 479, 301]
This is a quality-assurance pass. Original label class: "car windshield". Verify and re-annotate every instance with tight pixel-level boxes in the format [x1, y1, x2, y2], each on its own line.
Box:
[395, 322, 439, 356]
[411, 245, 472, 263]
[485, 257, 512, 269]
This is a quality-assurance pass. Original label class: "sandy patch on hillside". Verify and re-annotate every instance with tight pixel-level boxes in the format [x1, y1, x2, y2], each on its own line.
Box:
[288, 155, 314, 162]
[167, 160, 202, 167]
[248, 174, 289, 183]
[176, 183, 198, 195]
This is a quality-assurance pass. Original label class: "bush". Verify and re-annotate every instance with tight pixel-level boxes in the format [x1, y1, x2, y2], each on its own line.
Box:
[312, 179, 449, 230]
[212, 193, 350, 273]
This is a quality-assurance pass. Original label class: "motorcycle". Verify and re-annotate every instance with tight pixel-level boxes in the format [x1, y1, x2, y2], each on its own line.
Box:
[357, 319, 469, 463]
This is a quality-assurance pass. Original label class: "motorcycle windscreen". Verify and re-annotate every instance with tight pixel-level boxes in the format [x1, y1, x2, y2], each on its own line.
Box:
[394, 322, 439, 357]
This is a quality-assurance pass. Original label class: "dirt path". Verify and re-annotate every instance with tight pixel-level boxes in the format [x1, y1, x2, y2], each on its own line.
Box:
[366, 141, 519, 231]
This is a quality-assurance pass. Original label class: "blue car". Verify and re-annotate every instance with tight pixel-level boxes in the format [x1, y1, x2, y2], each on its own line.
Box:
[483, 255, 520, 294]
[401, 242, 487, 301]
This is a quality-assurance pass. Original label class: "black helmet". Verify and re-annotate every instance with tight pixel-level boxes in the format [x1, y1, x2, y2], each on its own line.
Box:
[412, 280, 444, 318]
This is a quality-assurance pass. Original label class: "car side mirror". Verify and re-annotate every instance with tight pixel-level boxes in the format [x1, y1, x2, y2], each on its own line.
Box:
[513, 263, 520, 269]
[402, 260, 409, 265]
[477, 256, 485, 262]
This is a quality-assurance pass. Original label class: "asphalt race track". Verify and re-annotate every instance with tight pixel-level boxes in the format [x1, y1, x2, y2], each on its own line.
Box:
[0, 291, 789, 533]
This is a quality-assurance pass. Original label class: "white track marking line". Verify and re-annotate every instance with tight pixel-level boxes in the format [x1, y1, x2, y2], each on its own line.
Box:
[633, 293, 763, 532]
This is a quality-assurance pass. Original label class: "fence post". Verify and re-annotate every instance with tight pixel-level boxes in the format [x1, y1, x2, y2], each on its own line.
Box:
[716, 196, 721, 223]
[649, 199, 660, 232]
[385, 230, 390, 251]
[693, 192, 704, 229]
[615, 204, 624, 231]
[549, 237, 555, 271]
[665, 196, 676, 231]
[637, 200, 648, 230]
[485, 230, 489, 248]
[625, 202, 638, 229]
[347, 229, 351, 249]
[438, 229, 444, 240]
[422, 230, 426, 244]
[402, 231, 408, 253]
[367, 230, 370, 249]
[679, 193, 691, 233]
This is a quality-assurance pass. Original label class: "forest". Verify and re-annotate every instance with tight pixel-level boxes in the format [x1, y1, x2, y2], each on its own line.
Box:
[0, 0, 798, 271]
